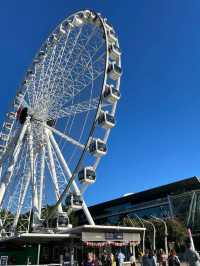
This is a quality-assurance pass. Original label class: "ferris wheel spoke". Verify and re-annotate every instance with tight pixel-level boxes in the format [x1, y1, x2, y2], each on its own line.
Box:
[51, 97, 99, 119]
[44, 124, 85, 150]
[55, 47, 105, 103]
[31, 45, 58, 108]
[60, 53, 105, 104]
[33, 29, 72, 107]
[43, 26, 84, 104]
[53, 25, 99, 90]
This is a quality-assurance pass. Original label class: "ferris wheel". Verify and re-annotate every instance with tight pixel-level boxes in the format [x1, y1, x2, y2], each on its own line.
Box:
[0, 10, 121, 236]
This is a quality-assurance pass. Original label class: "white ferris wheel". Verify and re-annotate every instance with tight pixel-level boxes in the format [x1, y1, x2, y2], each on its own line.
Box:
[0, 9, 122, 236]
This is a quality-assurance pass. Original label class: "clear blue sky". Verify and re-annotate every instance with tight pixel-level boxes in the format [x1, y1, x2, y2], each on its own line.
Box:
[0, 0, 200, 206]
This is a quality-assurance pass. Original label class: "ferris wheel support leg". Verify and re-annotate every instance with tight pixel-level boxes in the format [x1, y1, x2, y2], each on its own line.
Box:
[38, 143, 46, 218]
[45, 129, 63, 214]
[0, 121, 29, 207]
[11, 171, 31, 231]
[27, 124, 40, 227]
[49, 133, 95, 226]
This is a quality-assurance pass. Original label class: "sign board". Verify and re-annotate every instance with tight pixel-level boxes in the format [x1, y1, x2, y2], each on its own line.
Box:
[105, 232, 123, 240]
[0, 256, 8, 266]
[82, 231, 140, 242]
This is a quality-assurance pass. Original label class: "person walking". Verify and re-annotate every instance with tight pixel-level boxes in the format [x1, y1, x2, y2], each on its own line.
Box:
[146, 250, 157, 266]
[158, 249, 168, 266]
[142, 249, 149, 266]
[168, 250, 180, 266]
[108, 253, 116, 266]
[84, 253, 95, 266]
[184, 242, 200, 266]
[117, 250, 125, 266]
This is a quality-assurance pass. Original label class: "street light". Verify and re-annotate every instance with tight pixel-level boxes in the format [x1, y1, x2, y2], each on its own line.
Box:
[134, 214, 146, 254]
[151, 216, 168, 256]
[140, 217, 156, 251]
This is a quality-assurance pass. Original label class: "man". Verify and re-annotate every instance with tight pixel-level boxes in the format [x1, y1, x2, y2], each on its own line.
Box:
[117, 250, 125, 266]
[184, 242, 200, 266]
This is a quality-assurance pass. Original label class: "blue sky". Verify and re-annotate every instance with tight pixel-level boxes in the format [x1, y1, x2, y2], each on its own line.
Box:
[1, 0, 200, 206]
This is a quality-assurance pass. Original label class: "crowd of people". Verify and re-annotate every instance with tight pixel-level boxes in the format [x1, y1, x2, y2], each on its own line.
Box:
[142, 248, 180, 266]
[82, 242, 200, 266]
[142, 242, 200, 266]
[82, 250, 127, 266]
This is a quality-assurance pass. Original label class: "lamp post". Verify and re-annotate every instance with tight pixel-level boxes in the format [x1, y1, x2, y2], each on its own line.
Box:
[134, 214, 146, 254]
[151, 216, 168, 256]
[141, 217, 156, 251]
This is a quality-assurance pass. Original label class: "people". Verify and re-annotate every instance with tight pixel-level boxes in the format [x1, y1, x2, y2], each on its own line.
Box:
[129, 253, 136, 266]
[117, 250, 125, 266]
[184, 242, 200, 266]
[109, 253, 116, 266]
[101, 251, 108, 266]
[158, 249, 167, 266]
[168, 249, 180, 266]
[83, 252, 95, 266]
[142, 249, 149, 266]
[146, 249, 157, 266]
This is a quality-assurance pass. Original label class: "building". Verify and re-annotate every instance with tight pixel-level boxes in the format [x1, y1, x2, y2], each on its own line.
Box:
[86, 176, 200, 247]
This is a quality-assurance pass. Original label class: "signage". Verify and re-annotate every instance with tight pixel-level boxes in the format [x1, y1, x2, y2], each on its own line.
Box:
[105, 232, 123, 240]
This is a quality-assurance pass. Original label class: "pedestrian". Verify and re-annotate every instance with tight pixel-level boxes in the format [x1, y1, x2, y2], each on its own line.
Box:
[109, 253, 116, 266]
[158, 249, 167, 266]
[84, 252, 95, 266]
[142, 249, 149, 266]
[184, 242, 200, 266]
[168, 249, 180, 266]
[129, 253, 136, 266]
[117, 250, 125, 266]
[146, 250, 157, 266]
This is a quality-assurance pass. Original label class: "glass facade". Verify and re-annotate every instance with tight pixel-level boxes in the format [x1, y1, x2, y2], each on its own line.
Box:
[87, 178, 200, 233]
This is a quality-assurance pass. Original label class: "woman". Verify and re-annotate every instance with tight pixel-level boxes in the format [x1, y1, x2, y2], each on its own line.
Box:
[83, 253, 95, 266]
[168, 250, 180, 266]
[158, 249, 167, 266]
[109, 253, 116, 266]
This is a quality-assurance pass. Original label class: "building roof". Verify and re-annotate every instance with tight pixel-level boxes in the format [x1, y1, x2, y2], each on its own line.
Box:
[89, 176, 200, 211]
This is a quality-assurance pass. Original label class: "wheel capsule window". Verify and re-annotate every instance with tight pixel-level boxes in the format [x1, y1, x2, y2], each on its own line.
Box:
[107, 62, 122, 80]
[78, 167, 96, 184]
[72, 15, 83, 27]
[65, 194, 83, 210]
[103, 84, 121, 103]
[107, 29, 117, 44]
[89, 139, 107, 156]
[98, 111, 115, 129]
[109, 44, 121, 61]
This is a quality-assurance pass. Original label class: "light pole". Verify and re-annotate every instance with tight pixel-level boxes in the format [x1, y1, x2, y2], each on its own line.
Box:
[134, 214, 146, 254]
[141, 217, 156, 251]
[151, 216, 168, 256]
